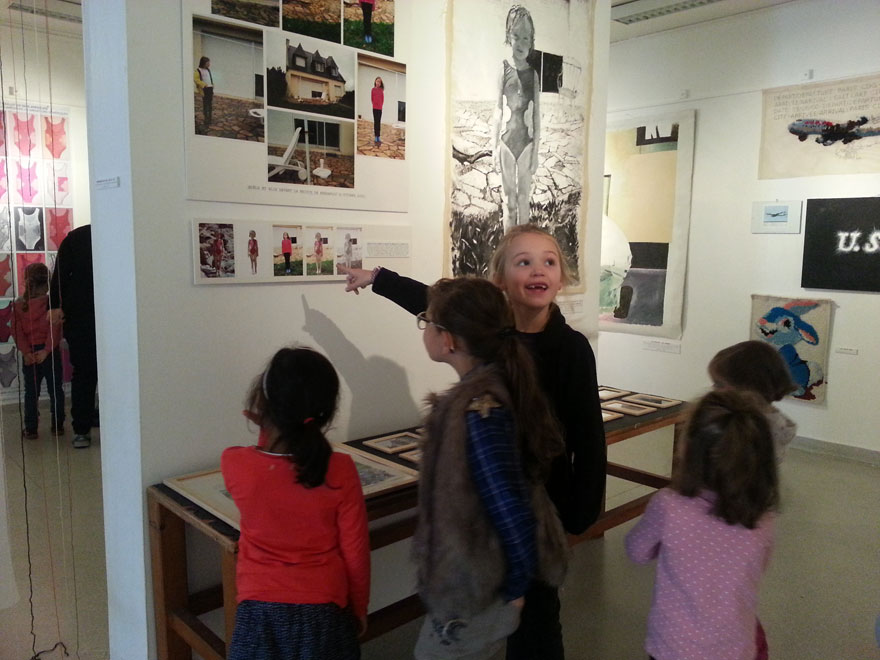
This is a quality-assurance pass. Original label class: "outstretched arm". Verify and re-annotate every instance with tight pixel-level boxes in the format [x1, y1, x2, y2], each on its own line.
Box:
[338, 265, 376, 294]
[339, 266, 428, 316]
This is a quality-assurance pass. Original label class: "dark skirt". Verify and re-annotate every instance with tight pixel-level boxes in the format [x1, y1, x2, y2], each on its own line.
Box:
[228, 600, 360, 660]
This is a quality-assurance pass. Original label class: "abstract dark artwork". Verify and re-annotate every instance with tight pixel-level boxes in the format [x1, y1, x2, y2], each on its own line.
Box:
[802, 197, 880, 293]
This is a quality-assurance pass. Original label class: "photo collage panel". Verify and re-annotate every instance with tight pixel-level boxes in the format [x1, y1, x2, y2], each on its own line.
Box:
[186, 0, 408, 212]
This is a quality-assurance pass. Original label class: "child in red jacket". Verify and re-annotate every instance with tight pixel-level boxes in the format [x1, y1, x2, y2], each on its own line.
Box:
[222, 347, 369, 660]
[13, 262, 65, 439]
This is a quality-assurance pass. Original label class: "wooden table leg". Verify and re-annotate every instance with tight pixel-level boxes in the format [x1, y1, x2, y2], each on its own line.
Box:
[222, 546, 238, 649]
[148, 496, 191, 660]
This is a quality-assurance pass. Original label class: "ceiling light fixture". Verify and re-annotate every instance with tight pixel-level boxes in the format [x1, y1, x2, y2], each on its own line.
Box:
[611, 0, 726, 25]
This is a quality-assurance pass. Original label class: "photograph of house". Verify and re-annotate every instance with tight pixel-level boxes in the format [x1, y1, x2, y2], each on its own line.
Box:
[266, 31, 355, 119]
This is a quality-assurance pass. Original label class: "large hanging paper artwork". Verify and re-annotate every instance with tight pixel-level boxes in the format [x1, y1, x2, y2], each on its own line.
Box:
[750, 294, 833, 404]
[600, 111, 695, 339]
[759, 73, 880, 179]
[447, 0, 593, 288]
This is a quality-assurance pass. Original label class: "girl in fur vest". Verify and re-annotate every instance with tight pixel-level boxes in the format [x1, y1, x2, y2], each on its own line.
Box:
[412, 277, 568, 660]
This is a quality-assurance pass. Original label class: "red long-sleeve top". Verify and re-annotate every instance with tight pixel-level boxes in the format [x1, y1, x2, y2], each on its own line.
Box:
[221, 443, 370, 618]
[12, 294, 62, 353]
[371, 86, 384, 110]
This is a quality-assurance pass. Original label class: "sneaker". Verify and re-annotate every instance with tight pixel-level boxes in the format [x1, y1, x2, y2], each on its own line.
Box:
[22, 429, 38, 440]
[72, 434, 91, 449]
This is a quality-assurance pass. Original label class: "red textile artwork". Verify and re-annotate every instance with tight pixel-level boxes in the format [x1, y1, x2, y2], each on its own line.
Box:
[47, 208, 72, 250]
[43, 116, 68, 159]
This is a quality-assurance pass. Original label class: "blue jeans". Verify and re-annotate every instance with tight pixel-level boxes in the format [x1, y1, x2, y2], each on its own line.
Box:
[22, 345, 65, 432]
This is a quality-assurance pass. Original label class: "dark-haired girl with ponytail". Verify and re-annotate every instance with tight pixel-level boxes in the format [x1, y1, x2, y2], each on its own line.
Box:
[221, 347, 370, 660]
[626, 388, 779, 660]
[412, 277, 568, 660]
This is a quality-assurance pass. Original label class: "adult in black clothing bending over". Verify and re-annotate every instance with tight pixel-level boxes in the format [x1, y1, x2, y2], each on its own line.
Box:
[49, 225, 97, 449]
[341, 225, 606, 660]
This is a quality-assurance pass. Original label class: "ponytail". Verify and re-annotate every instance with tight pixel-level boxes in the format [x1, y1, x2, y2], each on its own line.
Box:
[674, 389, 779, 528]
[245, 347, 339, 488]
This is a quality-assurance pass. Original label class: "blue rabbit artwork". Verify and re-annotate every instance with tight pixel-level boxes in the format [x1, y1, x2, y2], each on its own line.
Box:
[752, 297, 831, 403]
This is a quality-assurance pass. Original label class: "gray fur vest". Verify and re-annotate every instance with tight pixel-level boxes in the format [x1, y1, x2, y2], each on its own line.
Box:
[411, 365, 569, 618]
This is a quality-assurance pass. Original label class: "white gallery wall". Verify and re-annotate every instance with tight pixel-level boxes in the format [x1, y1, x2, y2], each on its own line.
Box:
[600, 0, 880, 456]
[82, 1, 608, 656]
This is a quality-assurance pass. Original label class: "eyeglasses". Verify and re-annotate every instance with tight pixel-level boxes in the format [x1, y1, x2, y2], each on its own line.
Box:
[416, 311, 447, 332]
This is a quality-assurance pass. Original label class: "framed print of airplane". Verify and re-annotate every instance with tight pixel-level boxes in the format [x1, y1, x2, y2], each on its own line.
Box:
[751, 200, 802, 234]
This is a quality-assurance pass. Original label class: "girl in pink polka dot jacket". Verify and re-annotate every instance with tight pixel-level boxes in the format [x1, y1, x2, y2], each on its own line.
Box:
[626, 388, 778, 660]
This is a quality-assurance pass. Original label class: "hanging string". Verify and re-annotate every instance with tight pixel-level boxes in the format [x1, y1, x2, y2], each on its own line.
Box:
[2, 0, 79, 657]
[39, 0, 83, 655]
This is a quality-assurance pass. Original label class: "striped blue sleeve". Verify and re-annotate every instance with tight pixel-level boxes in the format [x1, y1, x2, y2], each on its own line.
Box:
[466, 407, 537, 601]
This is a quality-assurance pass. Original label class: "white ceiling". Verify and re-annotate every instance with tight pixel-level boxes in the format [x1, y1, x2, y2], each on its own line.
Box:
[610, 0, 795, 42]
[0, 2, 800, 52]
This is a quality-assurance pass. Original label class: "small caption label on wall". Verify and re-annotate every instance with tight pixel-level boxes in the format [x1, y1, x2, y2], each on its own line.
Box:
[835, 347, 858, 355]
[94, 176, 121, 190]
[366, 242, 410, 258]
[643, 339, 681, 354]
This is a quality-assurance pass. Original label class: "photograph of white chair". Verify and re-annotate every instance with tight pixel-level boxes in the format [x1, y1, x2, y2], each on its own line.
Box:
[268, 125, 308, 180]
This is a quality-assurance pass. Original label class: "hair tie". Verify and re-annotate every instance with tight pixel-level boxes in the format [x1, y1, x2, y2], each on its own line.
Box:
[303, 417, 315, 425]
[499, 326, 517, 339]
[261, 368, 271, 399]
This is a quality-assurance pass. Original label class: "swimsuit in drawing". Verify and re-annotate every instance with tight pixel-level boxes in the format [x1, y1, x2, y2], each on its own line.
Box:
[44, 117, 68, 159]
[500, 60, 536, 160]
[16, 208, 42, 250]
[16, 161, 39, 204]
[46, 161, 70, 205]
[47, 208, 72, 249]
[0, 350, 18, 387]
[248, 238, 258, 258]
[0, 302, 13, 342]
[13, 114, 37, 156]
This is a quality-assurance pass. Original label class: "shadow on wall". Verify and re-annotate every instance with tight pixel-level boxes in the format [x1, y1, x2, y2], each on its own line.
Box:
[300, 295, 420, 434]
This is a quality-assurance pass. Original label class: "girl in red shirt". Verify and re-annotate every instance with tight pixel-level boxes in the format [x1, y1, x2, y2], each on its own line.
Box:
[13, 263, 65, 438]
[222, 347, 370, 660]
[281, 231, 293, 274]
[371, 77, 384, 144]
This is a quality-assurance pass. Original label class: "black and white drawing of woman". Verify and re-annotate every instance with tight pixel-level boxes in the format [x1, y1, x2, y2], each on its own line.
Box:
[494, 4, 540, 228]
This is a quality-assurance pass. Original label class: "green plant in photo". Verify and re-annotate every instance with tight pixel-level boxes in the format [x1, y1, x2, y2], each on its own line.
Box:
[282, 18, 342, 44]
[274, 259, 303, 276]
[342, 20, 394, 56]
[306, 259, 334, 275]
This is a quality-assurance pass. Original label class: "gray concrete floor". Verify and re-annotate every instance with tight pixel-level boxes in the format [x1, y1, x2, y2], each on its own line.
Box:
[2, 402, 878, 659]
[362, 448, 880, 660]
